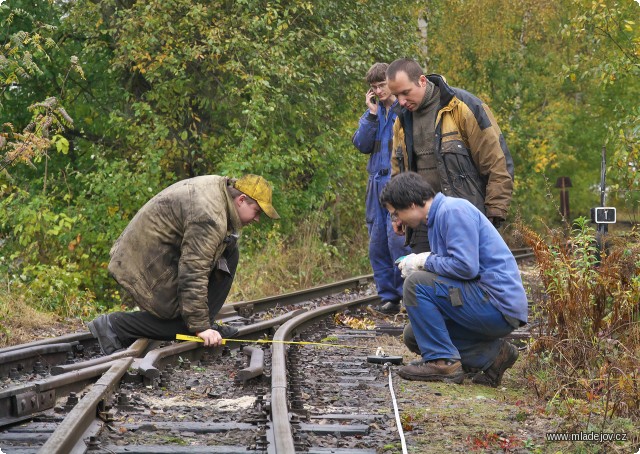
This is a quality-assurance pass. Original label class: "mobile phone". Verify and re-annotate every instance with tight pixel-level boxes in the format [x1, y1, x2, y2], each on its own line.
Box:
[369, 96, 377, 104]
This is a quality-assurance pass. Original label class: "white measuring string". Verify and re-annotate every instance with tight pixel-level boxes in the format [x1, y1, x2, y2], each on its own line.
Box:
[385, 362, 408, 454]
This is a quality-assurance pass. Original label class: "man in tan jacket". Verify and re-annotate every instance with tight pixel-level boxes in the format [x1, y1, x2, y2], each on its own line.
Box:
[387, 58, 514, 256]
[87, 174, 279, 355]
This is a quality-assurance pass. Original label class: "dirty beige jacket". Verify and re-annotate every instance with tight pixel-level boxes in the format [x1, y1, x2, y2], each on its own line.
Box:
[108, 175, 242, 332]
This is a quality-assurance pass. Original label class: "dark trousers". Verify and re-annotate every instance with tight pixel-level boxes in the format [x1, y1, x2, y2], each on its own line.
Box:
[409, 223, 431, 253]
[110, 246, 239, 347]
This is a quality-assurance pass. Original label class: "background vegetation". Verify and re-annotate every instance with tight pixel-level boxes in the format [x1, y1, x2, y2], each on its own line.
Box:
[518, 219, 639, 432]
[1, 0, 639, 441]
[1, 0, 637, 301]
[3, 0, 637, 313]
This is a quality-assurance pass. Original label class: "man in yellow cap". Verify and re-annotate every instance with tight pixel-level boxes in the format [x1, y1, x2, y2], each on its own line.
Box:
[87, 174, 279, 355]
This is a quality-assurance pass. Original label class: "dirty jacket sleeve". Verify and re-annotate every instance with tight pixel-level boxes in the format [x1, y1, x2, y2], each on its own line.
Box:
[178, 209, 226, 333]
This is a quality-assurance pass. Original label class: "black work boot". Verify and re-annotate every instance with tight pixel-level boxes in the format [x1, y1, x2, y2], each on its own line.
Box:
[472, 341, 519, 387]
[398, 359, 464, 384]
[87, 314, 123, 355]
[372, 300, 401, 315]
[211, 322, 239, 339]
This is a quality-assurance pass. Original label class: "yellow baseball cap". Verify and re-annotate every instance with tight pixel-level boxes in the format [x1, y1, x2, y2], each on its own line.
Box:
[234, 174, 280, 219]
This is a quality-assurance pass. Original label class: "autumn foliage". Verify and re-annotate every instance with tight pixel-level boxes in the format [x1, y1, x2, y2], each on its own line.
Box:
[517, 219, 640, 421]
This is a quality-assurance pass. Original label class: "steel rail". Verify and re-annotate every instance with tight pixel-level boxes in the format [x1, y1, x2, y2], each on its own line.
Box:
[137, 309, 306, 380]
[0, 359, 128, 428]
[0, 342, 79, 378]
[270, 294, 379, 453]
[38, 358, 133, 454]
[0, 260, 531, 449]
[235, 346, 264, 382]
[0, 310, 305, 427]
[0, 275, 374, 384]
[226, 274, 374, 316]
[0, 332, 92, 355]
[50, 338, 150, 375]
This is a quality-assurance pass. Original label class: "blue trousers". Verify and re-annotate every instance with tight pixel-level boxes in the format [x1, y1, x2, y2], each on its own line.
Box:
[366, 173, 410, 303]
[403, 271, 515, 370]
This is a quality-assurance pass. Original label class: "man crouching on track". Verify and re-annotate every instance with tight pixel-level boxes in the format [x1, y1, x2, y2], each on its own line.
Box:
[87, 174, 280, 355]
[379, 172, 527, 386]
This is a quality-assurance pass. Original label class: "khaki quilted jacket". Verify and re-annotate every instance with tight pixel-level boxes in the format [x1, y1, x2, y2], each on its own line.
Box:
[108, 175, 242, 332]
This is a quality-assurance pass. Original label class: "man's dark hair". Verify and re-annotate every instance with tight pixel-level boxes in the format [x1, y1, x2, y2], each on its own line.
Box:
[386, 58, 424, 85]
[379, 172, 435, 209]
[365, 62, 389, 84]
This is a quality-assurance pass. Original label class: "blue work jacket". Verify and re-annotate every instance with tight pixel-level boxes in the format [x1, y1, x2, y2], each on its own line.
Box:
[352, 99, 399, 176]
[424, 193, 528, 324]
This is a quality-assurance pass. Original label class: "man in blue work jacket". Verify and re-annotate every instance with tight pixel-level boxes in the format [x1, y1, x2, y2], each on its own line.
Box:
[380, 172, 527, 386]
[352, 62, 411, 315]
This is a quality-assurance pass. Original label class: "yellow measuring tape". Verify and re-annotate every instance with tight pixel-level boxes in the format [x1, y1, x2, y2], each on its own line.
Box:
[176, 334, 364, 349]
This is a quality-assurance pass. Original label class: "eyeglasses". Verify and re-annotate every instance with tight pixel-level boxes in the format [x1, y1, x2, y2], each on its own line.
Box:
[389, 210, 400, 221]
[370, 82, 387, 90]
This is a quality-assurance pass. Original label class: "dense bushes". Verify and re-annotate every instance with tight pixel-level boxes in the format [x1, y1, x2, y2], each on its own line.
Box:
[519, 219, 640, 422]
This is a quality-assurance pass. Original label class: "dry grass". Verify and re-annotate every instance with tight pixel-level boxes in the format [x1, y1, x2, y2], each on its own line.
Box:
[516, 219, 640, 428]
[0, 291, 60, 347]
[229, 214, 370, 301]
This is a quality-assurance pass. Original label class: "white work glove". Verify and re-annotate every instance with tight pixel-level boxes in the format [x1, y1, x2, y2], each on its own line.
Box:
[396, 253, 431, 279]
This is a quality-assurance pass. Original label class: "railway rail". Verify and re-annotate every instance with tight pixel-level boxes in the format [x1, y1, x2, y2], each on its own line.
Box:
[0, 248, 534, 453]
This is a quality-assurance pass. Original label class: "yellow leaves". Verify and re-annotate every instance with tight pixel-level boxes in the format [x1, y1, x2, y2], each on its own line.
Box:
[134, 65, 146, 75]
[616, 373, 636, 394]
[68, 234, 82, 251]
[51, 134, 69, 154]
[132, 52, 154, 74]
[334, 313, 375, 330]
[526, 138, 558, 173]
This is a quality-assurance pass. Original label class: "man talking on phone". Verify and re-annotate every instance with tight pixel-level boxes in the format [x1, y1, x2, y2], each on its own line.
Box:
[352, 62, 410, 315]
